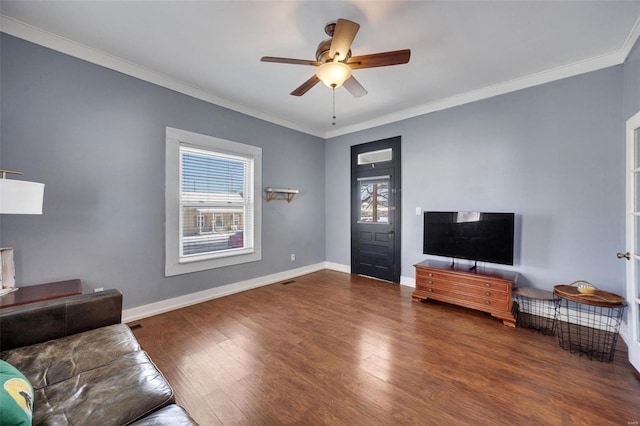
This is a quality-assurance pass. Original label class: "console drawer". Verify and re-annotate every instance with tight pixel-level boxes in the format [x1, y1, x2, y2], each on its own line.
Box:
[417, 269, 510, 292]
[417, 287, 511, 313]
[417, 279, 511, 302]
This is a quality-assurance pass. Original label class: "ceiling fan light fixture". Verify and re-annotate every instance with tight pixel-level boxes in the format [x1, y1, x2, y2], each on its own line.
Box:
[316, 61, 352, 88]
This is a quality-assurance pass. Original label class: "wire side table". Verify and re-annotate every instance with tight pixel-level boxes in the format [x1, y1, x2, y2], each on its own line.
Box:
[553, 285, 626, 362]
[513, 287, 557, 335]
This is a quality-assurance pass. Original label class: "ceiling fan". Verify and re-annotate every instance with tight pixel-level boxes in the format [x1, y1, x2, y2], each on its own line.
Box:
[261, 18, 411, 98]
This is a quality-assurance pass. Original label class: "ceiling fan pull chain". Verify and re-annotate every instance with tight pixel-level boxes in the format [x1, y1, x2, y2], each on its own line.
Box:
[332, 84, 337, 126]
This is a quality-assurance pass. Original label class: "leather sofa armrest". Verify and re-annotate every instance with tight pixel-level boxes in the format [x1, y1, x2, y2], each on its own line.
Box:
[0, 289, 123, 351]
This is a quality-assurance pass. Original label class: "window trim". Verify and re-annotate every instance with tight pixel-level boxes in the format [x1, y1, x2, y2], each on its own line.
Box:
[165, 127, 262, 277]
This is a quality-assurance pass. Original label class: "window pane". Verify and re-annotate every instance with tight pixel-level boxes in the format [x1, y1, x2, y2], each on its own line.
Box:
[635, 258, 640, 300]
[635, 172, 640, 212]
[636, 215, 640, 256]
[358, 176, 389, 223]
[358, 148, 392, 165]
[180, 146, 251, 258]
[635, 129, 640, 169]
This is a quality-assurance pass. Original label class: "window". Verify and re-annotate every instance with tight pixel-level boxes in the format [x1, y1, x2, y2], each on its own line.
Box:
[165, 127, 262, 276]
[195, 214, 207, 233]
[357, 148, 392, 165]
[213, 213, 223, 232]
[358, 176, 389, 223]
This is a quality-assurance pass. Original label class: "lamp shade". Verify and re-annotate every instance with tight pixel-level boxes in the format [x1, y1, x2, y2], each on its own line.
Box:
[0, 179, 44, 214]
[316, 61, 352, 88]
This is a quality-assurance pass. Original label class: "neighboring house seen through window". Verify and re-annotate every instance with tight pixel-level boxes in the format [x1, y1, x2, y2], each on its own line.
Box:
[165, 127, 262, 276]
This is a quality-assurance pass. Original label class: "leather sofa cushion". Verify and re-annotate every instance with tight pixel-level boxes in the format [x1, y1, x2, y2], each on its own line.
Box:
[129, 404, 198, 425]
[1, 324, 139, 389]
[33, 351, 174, 425]
[0, 290, 123, 351]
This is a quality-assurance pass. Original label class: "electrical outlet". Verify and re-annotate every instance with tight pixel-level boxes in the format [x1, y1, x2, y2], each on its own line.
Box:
[94, 287, 104, 292]
[416, 207, 422, 215]
[290, 254, 296, 262]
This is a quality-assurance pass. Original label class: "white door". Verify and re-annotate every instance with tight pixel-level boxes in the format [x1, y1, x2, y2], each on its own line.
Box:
[624, 110, 640, 372]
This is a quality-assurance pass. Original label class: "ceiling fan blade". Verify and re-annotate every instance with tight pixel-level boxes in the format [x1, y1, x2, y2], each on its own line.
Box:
[346, 49, 411, 69]
[290, 75, 321, 96]
[261, 56, 321, 67]
[343, 75, 367, 98]
[329, 19, 360, 61]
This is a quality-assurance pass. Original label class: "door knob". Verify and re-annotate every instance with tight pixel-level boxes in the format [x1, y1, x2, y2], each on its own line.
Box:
[617, 252, 631, 260]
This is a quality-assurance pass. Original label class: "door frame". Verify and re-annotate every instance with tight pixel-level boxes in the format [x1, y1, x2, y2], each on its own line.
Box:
[624, 110, 640, 372]
[351, 136, 402, 283]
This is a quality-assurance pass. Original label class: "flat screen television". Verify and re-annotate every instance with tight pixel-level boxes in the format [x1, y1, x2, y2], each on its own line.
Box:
[423, 211, 515, 266]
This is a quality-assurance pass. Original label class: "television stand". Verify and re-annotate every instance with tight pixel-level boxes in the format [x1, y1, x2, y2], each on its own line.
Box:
[469, 260, 478, 271]
[450, 259, 479, 271]
[412, 259, 518, 326]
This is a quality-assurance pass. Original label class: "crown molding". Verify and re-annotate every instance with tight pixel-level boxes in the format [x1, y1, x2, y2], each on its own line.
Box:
[622, 14, 640, 61]
[326, 16, 640, 139]
[0, 15, 325, 138]
[325, 48, 628, 138]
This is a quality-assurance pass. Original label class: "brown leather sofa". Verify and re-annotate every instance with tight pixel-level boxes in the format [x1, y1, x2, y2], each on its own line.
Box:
[0, 289, 197, 425]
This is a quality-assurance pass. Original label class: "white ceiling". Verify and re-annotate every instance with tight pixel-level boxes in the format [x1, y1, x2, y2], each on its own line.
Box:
[1, 1, 640, 138]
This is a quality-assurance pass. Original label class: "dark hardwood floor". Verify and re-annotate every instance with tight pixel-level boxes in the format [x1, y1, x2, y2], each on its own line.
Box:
[130, 270, 640, 425]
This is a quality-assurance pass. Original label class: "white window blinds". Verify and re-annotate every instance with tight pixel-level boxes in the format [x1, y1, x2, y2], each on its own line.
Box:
[179, 144, 254, 260]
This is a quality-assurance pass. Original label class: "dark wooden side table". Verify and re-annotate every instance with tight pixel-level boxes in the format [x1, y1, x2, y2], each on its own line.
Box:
[0, 279, 82, 309]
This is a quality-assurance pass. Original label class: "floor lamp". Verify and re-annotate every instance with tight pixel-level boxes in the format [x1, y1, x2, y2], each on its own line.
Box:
[0, 169, 45, 296]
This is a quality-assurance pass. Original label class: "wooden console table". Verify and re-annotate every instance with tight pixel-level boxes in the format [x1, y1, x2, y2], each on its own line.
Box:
[413, 260, 518, 326]
[0, 279, 82, 309]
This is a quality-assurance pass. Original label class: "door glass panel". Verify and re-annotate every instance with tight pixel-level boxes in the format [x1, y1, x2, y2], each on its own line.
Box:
[635, 259, 640, 299]
[358, 176, 390, 223]
[635, 172, 640, 212]
[358, 148, 392, 165]
[635, 131, 640, 168]
[635, 215, 640, 255]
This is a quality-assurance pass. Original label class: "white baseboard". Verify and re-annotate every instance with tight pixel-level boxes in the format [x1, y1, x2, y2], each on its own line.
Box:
[325, 262, 415, 288]
[400, 276, 415, 288]
[123, 262, 326, 323]
[619, 320, 630, 348]
[325, 262, 350, 273]
[124, 262, 417, 323]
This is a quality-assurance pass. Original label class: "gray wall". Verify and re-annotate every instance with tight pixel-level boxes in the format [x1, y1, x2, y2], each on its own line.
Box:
[0, 34, 326, 308]
[624, 35, 640, 121]
[2, 30, 638, 309]
[326, 65, 625, 293]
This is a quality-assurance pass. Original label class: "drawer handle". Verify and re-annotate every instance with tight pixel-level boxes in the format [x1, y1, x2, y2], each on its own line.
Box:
[428, 280, 433, 285]
[484, 283, 491, 288]
[485, 291, 491, 297]
[428, 288, 433, 292]
[428, 273, 433, 277]
[485, 300, 491, 305]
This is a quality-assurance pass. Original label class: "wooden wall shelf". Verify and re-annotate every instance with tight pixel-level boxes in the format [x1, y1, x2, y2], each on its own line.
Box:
[265, 187, 299, 203]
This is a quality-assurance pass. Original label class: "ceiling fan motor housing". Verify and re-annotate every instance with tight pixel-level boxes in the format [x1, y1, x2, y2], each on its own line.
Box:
[316, 38, 351, 63]
[324, 21, 337, 36]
